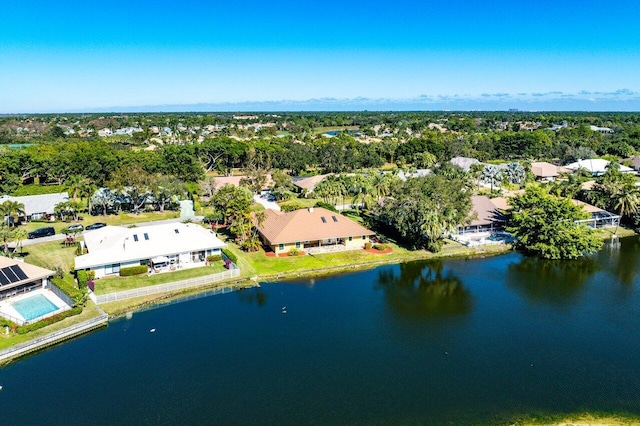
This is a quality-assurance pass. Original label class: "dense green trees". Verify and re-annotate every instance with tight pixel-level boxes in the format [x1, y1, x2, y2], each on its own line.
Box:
[506, 186, 603, 259]
[378, 172, 473, 252]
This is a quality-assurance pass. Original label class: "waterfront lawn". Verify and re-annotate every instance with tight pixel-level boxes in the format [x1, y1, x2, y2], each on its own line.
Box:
[93, 263, 229, 295]
[225, 238, 510, 279]
[0, 301, 104, 352]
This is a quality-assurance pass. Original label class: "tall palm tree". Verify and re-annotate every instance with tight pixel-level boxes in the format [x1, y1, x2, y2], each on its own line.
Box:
[612, 186, 639, 236]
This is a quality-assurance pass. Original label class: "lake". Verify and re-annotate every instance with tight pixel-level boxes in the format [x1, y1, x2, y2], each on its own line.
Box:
[2, 237, 640, 424]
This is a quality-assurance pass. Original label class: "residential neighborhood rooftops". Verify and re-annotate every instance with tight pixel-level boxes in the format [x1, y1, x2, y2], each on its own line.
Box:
[292, 174, 330, 193]
[530, 161, 569, 179]
[565, 159, 634, 176]
[257, 207, 374, 245]
[468, 196, 506, 227]
[450, 156, 481, 172]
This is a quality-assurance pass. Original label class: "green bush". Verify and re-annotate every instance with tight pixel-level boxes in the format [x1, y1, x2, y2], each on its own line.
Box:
[288, 248, 302, 256]
[12, 184, 66, 196]
[119, 265, 148, 276]
[222, 248, 237, 263]
[374, 243, 389, 251]
[16, 306, 83, 334]
[77, 270, 88, 289]
[207, 254, 222, 262]
[52, 276, 85, 305]
[281, 203, 305, 212]
[314, 201, 338, 212]
[364, 242, 372, 250]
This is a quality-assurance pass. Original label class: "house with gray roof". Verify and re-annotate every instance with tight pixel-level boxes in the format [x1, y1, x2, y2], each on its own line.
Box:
[0, 192, 69, 221]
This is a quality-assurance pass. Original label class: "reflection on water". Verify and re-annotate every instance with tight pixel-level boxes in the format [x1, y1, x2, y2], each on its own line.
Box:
[236, 286, 268, 307]
[601, 236, 640, 286]
[375, 260, 472, 319]
[506, 255, 597, 305]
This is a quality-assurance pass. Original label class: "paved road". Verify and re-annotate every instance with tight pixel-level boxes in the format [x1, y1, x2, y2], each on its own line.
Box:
[9, 216, 205, 248]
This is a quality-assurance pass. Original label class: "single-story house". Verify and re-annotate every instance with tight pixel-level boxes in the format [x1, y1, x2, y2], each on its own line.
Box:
[256, 207, 375, 255]
[0, 256, 54, 301]
[458, 196, 507, 234]
[530, 161, 570, 181]
[0, 192, 69, 222]
[571, 200, 620, 228]
[292, 174, 330, 195]
[74, 222, 226, 278]
[565, 159, 634, 177]
[625, 156, 640, 171]
[450, 156, 481, 172]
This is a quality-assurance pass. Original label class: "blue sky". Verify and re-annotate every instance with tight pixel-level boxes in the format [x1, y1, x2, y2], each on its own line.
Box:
[1, 0, 640, 112]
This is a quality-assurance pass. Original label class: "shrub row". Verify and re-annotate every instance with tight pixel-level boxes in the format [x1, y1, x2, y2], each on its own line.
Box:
[222, 248, 237, 264]
[16, 306, 83, 334]
[119, 265, 148, 276]
[207, 254, 222, 262]
[52, 277, 85, 305]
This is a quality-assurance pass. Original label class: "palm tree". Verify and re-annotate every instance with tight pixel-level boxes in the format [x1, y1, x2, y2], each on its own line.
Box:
[481, 165, 503, 194]
[0, 200, 25, 227]
[612, 186, 639, 236]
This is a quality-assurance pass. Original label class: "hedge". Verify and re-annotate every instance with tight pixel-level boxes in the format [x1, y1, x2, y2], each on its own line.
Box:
[16, 305, 83, 334]
[77, 270, 89, 289]
[119, 265, 148, 277]
[207, 254, 222, 262]
[314, 201, 338, 212]
[222, 248, 237, 263]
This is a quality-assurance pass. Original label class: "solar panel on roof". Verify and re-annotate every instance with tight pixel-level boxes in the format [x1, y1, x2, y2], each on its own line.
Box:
[0, 270, 9, 286]
[9, 265, 27, 281]
[2, 266, 19, 283]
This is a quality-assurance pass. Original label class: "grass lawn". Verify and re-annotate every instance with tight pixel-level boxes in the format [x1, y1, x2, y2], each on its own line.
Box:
[0, 301, 105, 353]
[93, 263, 229, 294]
[223, 236, 510, 280]
[18, 210, 182, 235]
[278, 197, 320, 209]
[21, 240, 77, 272]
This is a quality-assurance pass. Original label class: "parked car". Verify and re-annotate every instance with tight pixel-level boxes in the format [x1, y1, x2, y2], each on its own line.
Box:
[85, 222, 107, 231]
[62, 224, 84, 233]
[28, 227, 55, 239]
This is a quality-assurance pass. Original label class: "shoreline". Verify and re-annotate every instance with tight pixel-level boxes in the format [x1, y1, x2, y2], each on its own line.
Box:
[2, 227, 636, 363]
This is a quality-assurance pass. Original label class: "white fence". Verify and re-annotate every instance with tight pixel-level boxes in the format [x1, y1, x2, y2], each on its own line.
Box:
[0, 313, 108, 363]
[93, 268, 241, 304]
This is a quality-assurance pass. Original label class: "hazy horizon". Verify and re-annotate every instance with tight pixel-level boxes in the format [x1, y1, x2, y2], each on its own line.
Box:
[2, 0, 639, 113]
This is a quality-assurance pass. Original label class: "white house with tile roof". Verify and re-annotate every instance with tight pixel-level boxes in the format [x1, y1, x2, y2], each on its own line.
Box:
[74, 222, 226, 278]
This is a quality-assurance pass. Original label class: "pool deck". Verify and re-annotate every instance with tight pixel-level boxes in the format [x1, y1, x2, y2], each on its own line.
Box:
[0, 288, 71, 325]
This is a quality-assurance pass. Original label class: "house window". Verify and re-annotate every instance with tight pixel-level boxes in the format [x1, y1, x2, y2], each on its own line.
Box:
[362, 235, 366, 240]
[348, 236, 353, 241]
[105, 263, 120, 275]
[295, 242, 301, 248]
[144, 233, 149, 240]
[278, 244, 284, 251]
[133, 234, 139, 242]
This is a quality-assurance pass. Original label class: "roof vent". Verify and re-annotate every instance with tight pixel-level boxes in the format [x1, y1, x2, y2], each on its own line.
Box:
[308, 207, 314, 213]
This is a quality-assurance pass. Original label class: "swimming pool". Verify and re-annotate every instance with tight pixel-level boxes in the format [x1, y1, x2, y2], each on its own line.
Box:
[12, 294, 59, 322]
